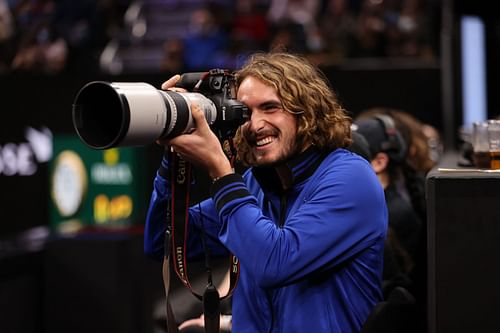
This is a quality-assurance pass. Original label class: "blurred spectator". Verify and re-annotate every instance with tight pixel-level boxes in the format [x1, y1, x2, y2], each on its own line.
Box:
[387, 0, 436, 59]
[10, 0, 66, 74]
[0, 0, 15, 72]
[353, 110, 429, 311]
[182, 7, 229, 71]
[358, 107, 440, 331]
[317, 0, 358, 64]
[421, 122, 443, 165]
[267, 0, 322, 53]
[354, 113, 421, 271]
[4, 0, 126, 74]
[389, 108, 440, 174]
[357, 107, 438, 176]
[51, 0, 121, 74]
[231, 0, 269, 51]
[355, 108, 429, 231]
[208, 0, 270, 70]
[160, 37, 184, 74]
[0, 0, 13, 40]
[1, 0, 441, 75]
[356, 109, 431, 317]
[353, 0, 390, 57]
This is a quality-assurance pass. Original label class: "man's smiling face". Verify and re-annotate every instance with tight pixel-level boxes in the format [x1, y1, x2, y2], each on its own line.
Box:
[237, 76, 300, 167]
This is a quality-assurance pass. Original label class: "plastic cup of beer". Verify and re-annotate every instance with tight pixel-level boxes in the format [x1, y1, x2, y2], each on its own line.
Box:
[472, 121, 489, 168]
[472, 120, 500, 169]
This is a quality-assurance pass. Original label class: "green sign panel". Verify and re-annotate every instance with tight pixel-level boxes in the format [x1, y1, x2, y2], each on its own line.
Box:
[49, 135, 147, 233]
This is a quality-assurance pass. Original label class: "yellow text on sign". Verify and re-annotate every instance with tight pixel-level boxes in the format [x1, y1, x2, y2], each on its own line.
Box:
[93, 194, 133, 223]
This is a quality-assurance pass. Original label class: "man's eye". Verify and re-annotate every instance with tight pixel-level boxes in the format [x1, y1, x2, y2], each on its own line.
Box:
[263, 105, 280, 113]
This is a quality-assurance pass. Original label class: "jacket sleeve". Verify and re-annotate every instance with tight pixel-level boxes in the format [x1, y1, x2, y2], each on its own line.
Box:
[144, 156, 228, 261]
[209, 157, 388, 288]
[143, 170, 172, 261]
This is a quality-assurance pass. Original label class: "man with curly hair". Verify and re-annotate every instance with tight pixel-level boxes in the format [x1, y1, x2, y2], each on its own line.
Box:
[144, 52, 387, 333]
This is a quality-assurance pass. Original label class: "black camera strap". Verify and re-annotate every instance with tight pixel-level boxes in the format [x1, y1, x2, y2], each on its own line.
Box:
[166, 150, 239, 333]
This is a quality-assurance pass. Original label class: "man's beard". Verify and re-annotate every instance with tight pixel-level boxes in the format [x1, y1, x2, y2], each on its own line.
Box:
[237, 129, 304, 167]
[251, 139, 303, 168]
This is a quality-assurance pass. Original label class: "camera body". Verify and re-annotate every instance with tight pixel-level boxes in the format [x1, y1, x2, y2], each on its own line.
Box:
[176, 69, 249, 141]
[72, 69, 249, 150]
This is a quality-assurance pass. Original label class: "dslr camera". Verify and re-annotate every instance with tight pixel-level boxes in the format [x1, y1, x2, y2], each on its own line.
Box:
[72, 69, 249, 149]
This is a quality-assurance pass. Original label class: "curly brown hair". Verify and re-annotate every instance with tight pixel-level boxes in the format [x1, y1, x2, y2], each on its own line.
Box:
[233, 52, 352, 165]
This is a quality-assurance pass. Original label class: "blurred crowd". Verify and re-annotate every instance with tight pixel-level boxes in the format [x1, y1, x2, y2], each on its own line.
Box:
[0, 0, 440, 75]
[0, 0, 129, 74]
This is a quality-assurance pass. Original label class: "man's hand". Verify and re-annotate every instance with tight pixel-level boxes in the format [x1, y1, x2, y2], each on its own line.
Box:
[158, 75, 233, 180]
[168, 105, 233, 179]
[156, 74, 186, 148]
[161, 74, 181, 91]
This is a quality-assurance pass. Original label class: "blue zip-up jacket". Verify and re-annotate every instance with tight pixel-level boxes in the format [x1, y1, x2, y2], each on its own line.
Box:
[144, 148, 387, 333]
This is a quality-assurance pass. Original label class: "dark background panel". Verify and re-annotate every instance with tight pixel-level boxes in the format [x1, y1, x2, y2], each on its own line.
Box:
[325, 66, 442, 128]
[43, 234, 164, 333]
[426, 170, 500, 333]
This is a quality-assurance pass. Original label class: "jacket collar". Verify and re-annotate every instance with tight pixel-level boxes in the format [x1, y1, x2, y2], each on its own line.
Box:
[251, 147, 329, 192]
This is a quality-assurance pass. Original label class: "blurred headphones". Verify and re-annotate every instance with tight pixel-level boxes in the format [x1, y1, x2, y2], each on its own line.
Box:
[373, 114, 407, 163]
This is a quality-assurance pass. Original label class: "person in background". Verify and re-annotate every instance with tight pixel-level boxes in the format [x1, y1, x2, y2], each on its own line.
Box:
[317, 0, 358, 64]
[353, 114, 422, 290]
[144, 52, 387, 333]
[356, 108, 433, 221]
[267, 0, 322, 54]
[353, 110, 428, 332]
[182, 7, 229, 71]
